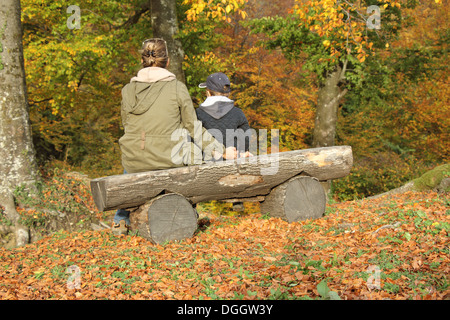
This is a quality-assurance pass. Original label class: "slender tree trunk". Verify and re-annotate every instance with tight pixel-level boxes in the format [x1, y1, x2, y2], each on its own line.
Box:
[0, 0, 39, 246]
[150, 0, 186, 84]
[312, 65, 348, 148]
[312, 64, 348, 198]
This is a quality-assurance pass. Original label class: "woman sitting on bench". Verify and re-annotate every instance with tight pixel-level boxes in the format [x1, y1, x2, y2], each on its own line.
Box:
[113, 38, 237, 235]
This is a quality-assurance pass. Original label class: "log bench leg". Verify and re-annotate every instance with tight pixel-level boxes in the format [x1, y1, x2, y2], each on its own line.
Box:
[260, 176, 326, 223]
[130, 193, 198, 244]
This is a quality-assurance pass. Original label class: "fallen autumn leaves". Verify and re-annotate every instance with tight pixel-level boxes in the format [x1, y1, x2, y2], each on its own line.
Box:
[0, 191, 448, 300]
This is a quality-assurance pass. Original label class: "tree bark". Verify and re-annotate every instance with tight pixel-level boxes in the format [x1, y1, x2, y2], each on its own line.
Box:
[312, 65, 348, 148]
[90, 146, 353, 212]
[0, 0, 39, 208]
[312, 64, 348, 197]
[150, 0, 186, 84]
[0, 0, 39, 246]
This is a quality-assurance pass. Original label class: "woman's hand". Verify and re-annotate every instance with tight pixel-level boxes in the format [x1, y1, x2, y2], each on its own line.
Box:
[212, 147, 237, 160]
[213, 147, 238, 160]
[239, 151, 254, 158]
[223, 147, 237, 160]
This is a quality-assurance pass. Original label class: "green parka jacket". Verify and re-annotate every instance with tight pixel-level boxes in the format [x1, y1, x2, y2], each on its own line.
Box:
[119, 67, 224, 173]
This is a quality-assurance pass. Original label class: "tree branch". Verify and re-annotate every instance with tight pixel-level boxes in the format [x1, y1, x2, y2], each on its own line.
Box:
[371, 221, 401, 236]
[340, 58, 348, 81]
[337, 88, 348, 102]
[115, 2, 151, 29]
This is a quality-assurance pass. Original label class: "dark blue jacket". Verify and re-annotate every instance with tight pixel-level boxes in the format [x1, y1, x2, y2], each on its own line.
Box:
[196, 96, 251, 152]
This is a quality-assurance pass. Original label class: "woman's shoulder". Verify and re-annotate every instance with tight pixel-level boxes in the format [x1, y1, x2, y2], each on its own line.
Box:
[174, 79, 188, 90]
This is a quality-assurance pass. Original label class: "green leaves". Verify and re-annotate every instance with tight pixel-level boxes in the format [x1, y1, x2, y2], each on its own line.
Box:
[317, 280, 341, 300]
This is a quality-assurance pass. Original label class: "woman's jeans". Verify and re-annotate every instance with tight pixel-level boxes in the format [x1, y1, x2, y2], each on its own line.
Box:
[113, 170, 130, 226]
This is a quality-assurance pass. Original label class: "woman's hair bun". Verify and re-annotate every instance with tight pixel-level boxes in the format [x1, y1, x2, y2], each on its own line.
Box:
[141, 39, 169, 68]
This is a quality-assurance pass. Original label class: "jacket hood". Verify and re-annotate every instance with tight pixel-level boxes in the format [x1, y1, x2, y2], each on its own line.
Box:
[122, 67, 176, 115]
[130, 67, 176, 83]
[199, 96, 234, 119]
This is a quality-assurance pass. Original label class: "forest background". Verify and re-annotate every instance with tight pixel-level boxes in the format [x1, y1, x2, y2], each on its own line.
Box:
[21, 0, 448, 201]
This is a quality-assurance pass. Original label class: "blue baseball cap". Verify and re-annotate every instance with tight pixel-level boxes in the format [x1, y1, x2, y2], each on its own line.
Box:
[199, 72, 231, 93]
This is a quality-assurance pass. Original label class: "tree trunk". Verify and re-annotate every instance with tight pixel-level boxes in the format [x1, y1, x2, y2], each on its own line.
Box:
[150, 0, 186, 84]
[0, 0, 39, 246]
[90, 146, 353, 212]
[312, 65, 348, 148]
[312, 65, 348, 197]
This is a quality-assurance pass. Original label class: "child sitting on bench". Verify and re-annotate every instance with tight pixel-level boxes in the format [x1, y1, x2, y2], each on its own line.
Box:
[196, 72, 254, 212]
[196, 72, 253, 160]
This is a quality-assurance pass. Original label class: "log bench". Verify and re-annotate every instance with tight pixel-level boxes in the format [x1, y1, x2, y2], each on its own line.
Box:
[90, 146, 353, 244]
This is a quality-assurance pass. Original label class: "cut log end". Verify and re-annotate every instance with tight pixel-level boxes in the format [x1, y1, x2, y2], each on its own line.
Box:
[260, 176, 326, 223]
[130, 193, 197, 244]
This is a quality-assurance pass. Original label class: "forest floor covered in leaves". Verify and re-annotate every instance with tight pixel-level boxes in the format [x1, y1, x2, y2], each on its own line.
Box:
[0, 176, 448, 300]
